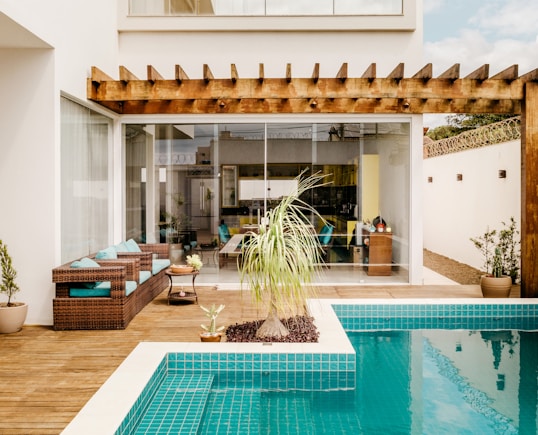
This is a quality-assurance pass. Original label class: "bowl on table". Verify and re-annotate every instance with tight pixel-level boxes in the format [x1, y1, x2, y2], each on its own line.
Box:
[170, 265, 194, 274]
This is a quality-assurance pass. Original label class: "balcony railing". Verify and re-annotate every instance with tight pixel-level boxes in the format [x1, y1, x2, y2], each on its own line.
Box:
[129, 0, 403, 16]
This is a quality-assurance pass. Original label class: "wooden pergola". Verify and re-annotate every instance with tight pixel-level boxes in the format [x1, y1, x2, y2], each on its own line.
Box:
[88, 62, 538, 297]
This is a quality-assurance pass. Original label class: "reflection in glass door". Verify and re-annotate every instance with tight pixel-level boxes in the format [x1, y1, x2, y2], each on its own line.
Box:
[124, 121, 410, 284]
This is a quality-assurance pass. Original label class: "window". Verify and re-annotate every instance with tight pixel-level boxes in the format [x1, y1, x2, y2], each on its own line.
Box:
[129, 0, 403, 16]
[60, 98, 112, 262]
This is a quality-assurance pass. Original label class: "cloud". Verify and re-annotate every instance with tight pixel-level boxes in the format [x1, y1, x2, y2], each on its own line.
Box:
[423, 0, 446, 14]
[425, 30, 538, 76]
[470, 0, 538, 38]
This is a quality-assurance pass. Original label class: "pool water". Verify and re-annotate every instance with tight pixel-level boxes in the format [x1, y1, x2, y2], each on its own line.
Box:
[133, 329, 537, 435]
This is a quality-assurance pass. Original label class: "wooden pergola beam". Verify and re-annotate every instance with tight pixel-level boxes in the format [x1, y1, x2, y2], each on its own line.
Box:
[88, 77, 529, 106]
[258, 63, 264, 83]
[412, 63, 433, 81]
[337, 63, 348, 83]
[491, 64, 518, 82]
[521, 82, 538, 297]
[119, 66, 138, 84]
[465, 64, 489, 81]
[175, 65, 189, 84]
[286, 63, 292, 83]
[90, 66, 113, 85]
[100, 97, 521, 115]
[311, 63, 320, 84]
[362, 63, 376, 81]
[203, 64, 214, 83]
[387, 63, 404, 81]
[147, 65, 164, 84]
[438, 63, 460, 81]
[231, 64, 239, 84]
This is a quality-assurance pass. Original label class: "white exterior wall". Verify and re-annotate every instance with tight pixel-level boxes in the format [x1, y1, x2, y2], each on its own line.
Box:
[117, 31, 423, 80]
[0, 1, 119, 325]
[423, 140, 521, 272]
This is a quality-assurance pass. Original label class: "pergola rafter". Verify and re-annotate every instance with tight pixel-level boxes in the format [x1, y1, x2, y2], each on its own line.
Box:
[87, 62, 538, 298]
[88, 63, 538, 115]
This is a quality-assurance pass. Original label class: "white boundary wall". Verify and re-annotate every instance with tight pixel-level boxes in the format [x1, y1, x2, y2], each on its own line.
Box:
[423, 140, 521, 272]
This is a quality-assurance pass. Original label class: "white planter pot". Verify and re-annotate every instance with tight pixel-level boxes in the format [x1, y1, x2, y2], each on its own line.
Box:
[0, 302, 28, 334]
[169, 243, 184, 264]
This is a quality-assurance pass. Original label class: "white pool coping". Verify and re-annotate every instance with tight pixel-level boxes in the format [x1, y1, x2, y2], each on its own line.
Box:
[60, 298, 353, 434]
[61, 298, 538, 434]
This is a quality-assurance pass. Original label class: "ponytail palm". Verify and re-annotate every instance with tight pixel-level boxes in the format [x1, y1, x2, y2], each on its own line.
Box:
[239, 171, 331, 338]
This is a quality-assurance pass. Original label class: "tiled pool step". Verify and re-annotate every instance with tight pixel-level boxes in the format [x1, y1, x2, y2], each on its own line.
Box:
[262, 394, 315, 435]
[134, 374, 214, 435]
[199, 388, 261, 434]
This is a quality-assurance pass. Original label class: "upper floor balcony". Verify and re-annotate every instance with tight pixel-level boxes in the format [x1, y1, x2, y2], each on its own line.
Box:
[128, 0, 403, 16]
[120, 0, 415, 32]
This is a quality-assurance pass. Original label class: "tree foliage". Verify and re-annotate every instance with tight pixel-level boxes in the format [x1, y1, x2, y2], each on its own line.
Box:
[426, 114, 514, 140]
[0, 239, 20, 306]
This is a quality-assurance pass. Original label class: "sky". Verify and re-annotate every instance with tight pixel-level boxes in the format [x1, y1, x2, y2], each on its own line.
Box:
[422, 0, 538, 128]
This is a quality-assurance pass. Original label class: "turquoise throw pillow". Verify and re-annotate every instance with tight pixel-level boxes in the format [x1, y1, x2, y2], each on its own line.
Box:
[70, 257, 102, 288]
[114, 241, 129, 252]
[125, 239, 142, 252]
[71, 257, 100, 268]
[95, 246, 118, 260]
[318, 225, 333, 245]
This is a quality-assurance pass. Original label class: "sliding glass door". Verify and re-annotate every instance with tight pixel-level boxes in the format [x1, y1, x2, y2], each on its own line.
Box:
[124, 121, 410, 284]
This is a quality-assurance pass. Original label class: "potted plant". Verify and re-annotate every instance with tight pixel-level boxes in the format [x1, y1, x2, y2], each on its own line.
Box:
[239, 170, 331, 339]
[199, 303, 225, 342]
[0, 239, 28, 333]
[162, 193, 190, 263]
[497, 217, 520, 284]
[470, 219, 519, 297]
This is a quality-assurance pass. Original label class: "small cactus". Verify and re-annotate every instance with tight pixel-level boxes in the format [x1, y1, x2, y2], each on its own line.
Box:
[200, 304, 225, 334]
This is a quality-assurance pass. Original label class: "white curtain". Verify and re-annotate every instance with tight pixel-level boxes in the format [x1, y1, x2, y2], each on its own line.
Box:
[60, 97, 111, 262]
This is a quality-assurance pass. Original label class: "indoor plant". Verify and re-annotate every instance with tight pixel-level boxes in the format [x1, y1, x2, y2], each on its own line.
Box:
[470, 219, 519, 297]
[163, 193, 190, 263]
[0, 239, 28, 333]
[199, 303, 225, 342]
[239, 170, 331, 339]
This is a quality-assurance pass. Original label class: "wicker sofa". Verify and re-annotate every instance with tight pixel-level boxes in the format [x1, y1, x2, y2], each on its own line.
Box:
[51, 242, 170, 330]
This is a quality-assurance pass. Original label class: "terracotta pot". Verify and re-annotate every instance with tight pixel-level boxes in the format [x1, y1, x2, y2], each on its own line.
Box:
[0, 302, 28, 334]
[480, 275, 512, 298]
[199, 332, 222, 342]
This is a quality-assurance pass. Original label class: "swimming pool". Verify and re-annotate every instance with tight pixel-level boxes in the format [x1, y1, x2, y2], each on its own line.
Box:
[60, 299, 538, 434]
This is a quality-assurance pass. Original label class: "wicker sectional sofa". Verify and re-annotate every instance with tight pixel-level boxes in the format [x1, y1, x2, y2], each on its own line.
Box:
[51, 241, 170, 330]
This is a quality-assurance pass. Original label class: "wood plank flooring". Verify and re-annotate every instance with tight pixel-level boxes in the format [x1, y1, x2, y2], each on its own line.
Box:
[0, 283, 518, 434]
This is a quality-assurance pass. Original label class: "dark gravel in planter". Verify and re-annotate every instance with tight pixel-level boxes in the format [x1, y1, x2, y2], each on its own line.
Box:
[225, 315, 319, 343]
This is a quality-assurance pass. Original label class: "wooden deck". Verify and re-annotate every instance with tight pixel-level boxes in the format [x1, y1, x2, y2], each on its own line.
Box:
[0, 283, 519, 434]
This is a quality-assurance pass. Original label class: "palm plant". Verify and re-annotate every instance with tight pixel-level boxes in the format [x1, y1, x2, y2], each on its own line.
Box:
[239, 170, 331, 339]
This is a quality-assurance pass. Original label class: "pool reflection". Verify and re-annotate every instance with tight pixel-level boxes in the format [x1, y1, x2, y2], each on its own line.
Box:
[349, 330, 538, 434]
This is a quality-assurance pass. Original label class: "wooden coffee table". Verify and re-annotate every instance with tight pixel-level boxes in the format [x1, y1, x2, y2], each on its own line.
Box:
[165, 269, 199, 304]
